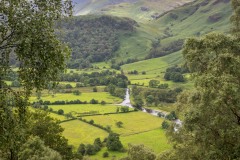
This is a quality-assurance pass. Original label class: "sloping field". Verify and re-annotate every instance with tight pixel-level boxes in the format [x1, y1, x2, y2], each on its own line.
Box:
[30, 92, 122, 104]
[49, 104, 126, 115]
[84, 112, 164, 136]
[121, 129, 171, 153]
[61, 120, 109, 149]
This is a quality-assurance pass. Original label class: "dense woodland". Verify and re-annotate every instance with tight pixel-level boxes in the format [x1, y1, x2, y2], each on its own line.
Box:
[56, 15, 137, 68]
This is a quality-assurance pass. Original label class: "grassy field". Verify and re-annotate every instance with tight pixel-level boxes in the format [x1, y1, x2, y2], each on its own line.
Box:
[30, 92, 122, 104]
[90, 129, 171, 160]
[121, 51, 194, 89]
[49, 104, 128, 115]
[121, 51, 183, 74]
[48, 112, 67, 121]
[121, 129, 171, 153]
[84, 112, 164, 136]
[61, 120, 109, 149]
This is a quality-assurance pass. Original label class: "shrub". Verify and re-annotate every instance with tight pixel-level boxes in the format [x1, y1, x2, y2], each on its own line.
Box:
[90, 99, 98, 104]
[85, 144, 96, 155]
[73, 90, 81, 95]
[89, 120, 94, 124]
[77, 144, 85, 156]
[57, 109, 64, 115]
[116, 121, 123, 128]
[120, 106, 129, 113]
[101, 101, 106, 105]
[65, 84, 73, 89]
[106, 133, 123, 151]
[165, 111, 178, 120]
[103, 152, 109, 158]
[11, 80, 20, 87]
[93, 87, 98, 92]
[43, 105, 48, 110]
[162, 121, 170, 129]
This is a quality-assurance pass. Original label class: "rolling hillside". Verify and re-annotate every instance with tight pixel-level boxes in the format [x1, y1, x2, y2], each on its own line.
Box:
[73, 0, 195, 21]
[58, 0, 232, 70]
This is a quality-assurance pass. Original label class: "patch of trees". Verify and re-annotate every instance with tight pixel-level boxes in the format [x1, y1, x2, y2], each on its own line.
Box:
[131, 85, 183, 108]
[128, 70, 139, 75]
[106, 133, 124, 151]
[144, 88, 183, 104]
[164, 65, 188, 82]
[60, 70, 129, 88]
[148, 80, 168, 89]
[105, 84, 126, 99]
[77, 133, 124, 157]
[27, 111, 75, 159]
[77, 138, 103, 156]
[146, 39, 184, 59]
[158, 2, 240, 158]
[120, 144, 156, 160]
[33, 99, 88, 106]
[56, 15, 137, 68]
[161, 121, 170, 129]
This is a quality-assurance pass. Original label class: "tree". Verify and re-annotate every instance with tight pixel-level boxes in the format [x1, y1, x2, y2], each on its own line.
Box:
[134, 96, 144, 109]
[161, 121, 170, 129]
[106, 133, 123, 151]
[28, 111, 74, 159]
[170, 72, 184, 82]
[94, 138, 102, 148]
[18, 136, 62, 160]
[120, 106, 129, 113]
[165, 111, 177, 121]
[146, 95, 154, 105]
[90, 99, 98, 104]
[43, 105, 49, 111]
[0, 1, 72, 159]
[73, 90, 81, 95]
[161, 2, 240, 159]
[85, 144, 96, 155]
[93, 86, 98, 92]
[149, 80, 160, 88]
[77, 144, 86, 156]
[116, 121, 123, 128]
[125, 144, 156, 160]
[103, 152, 109, 158]
[89, 119, 94, 124]
[58, 109, 64, 115]
[65, 84, 73, 89]
[11, 80, 20, 87]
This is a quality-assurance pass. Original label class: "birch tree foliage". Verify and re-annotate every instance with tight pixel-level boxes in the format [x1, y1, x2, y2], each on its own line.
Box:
[158, 1, 240, 160]
[0, 0, 72, 159]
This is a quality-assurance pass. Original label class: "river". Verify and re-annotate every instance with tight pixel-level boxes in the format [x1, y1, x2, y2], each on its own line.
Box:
[120, 88, 182, 130]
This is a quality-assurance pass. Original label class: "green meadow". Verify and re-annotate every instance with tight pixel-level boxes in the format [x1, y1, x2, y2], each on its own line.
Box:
[61, 120, 109, 149]
[49, 104, 127, 115]
[121, 129, 171, 153]
[121, 51, 183, 74]
[48, 112, 67, 121]
[30, 92, 122, 104]
[84, 112, 164, 136]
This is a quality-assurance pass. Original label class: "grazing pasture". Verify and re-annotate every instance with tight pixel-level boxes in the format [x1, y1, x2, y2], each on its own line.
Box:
[49, 104, 127, 116]
[30, 92, 122, 104]
[61, 120, 109, 149]
[84, 112, 164, 136]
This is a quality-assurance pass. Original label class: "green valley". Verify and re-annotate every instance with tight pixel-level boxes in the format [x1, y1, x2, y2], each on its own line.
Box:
[1, 0, 238, 160]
